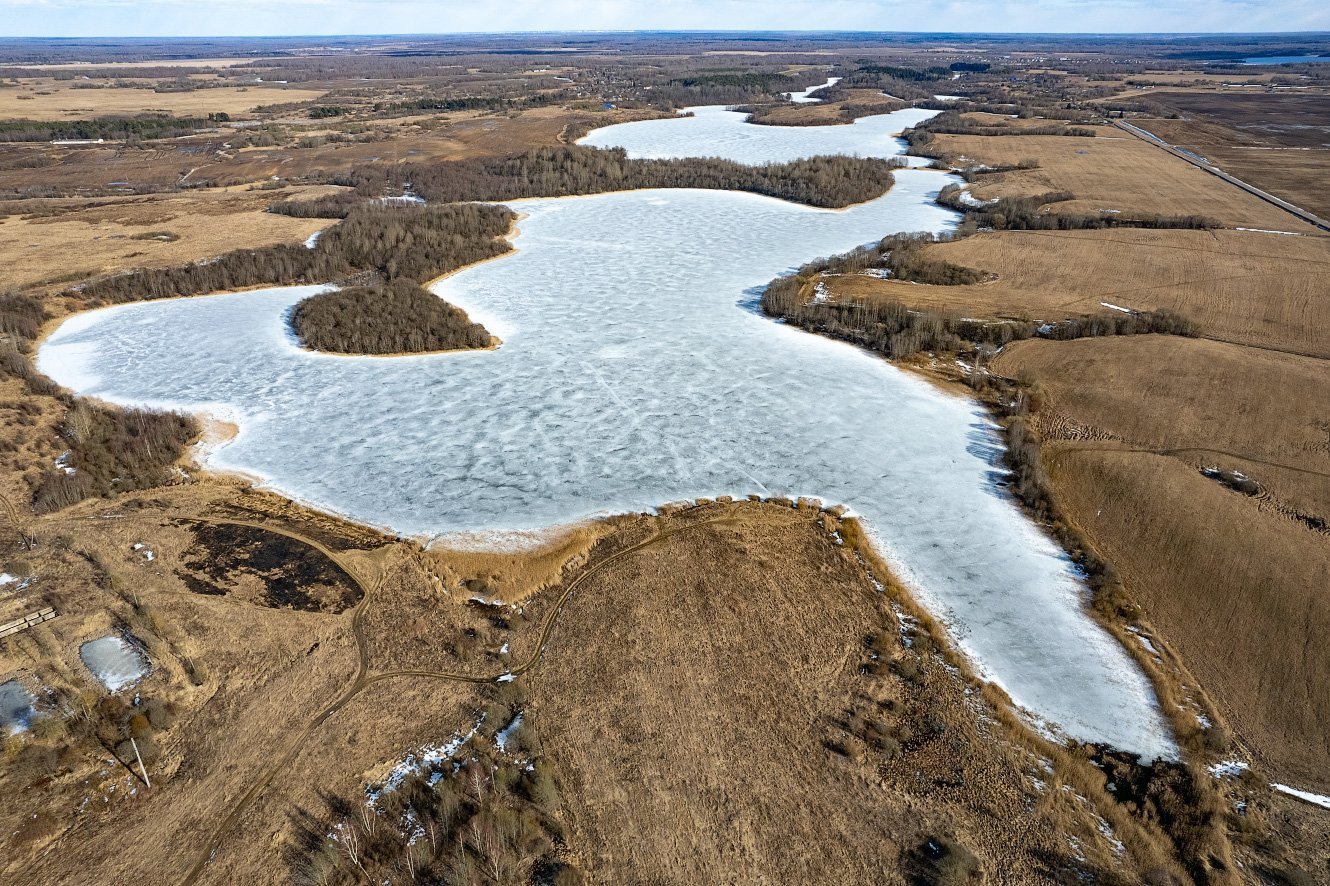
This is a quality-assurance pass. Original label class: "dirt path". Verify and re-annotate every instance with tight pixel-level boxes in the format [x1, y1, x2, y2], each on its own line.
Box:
[178, 512, 736, 886]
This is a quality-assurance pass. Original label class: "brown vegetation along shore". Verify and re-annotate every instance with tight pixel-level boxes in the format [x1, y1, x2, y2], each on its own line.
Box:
[323, 146, 902, 210]
[291, 280, 492, 356]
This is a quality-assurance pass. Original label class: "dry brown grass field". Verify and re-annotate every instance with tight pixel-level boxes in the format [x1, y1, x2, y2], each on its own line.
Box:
[992, 335, 1330, 788]
[2, 486, 1232, 884]
[1122, 90, 1330, 222]
[825, 227, 1330, 357]
[0, 80, 327, 120]
[0, 187, 336, 289]
[935, 122, 1318, 230]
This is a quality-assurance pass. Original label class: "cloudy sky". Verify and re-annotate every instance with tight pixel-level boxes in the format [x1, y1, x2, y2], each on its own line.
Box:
[6, 0, 1329, 39]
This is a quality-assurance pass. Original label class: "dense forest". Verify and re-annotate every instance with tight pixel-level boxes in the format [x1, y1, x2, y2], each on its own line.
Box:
[75, 203, 517, 304]
[323, 147, 902, 210]
[291, 280, 492, 355]
[0, 116, 214, 142]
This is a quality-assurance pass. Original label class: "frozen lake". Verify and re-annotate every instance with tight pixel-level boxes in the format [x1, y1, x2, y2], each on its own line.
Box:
[39, 105, 1175, 759]
[579, 102, 938, 167]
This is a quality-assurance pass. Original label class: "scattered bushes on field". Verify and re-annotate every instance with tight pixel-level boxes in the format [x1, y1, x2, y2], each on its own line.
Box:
[292, 280, 492, 355]
[31, 401, 196, 512]
[287, 685, 579, 886]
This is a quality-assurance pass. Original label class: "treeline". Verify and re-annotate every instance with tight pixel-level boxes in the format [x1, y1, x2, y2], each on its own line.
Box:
[635, 70, 828, 109]
[904, 111, 1097, 148]
[759, 234, 1198, 360]
[268, 192, 364, 219]
[75, 203, 516, 304]
[853, 64, 950, 82]
[327, 146, 902, 210]
[291, 280, 492, 355]
[937, 185, 1220, 232]
[370, 90, 564, 116]
[0, 117, 214, 143]
[32, 401, 197, 513]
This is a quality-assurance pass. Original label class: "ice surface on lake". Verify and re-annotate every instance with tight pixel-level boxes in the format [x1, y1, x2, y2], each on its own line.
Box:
[580, 103, 939, 167]
[0, 680, 36, 733]
[80, 635, 150, 692]
[39, 107, 1175, 760]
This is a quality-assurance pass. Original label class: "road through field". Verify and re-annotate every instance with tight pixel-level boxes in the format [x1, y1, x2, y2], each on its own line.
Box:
[1114, 119, 1330, 233]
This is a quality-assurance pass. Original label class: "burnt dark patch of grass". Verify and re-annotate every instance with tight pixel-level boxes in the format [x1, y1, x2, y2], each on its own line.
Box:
[175, 522, 360, 613]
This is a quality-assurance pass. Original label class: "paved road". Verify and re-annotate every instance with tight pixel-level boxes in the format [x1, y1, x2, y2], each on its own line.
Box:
[1113, 119, 1330, 234]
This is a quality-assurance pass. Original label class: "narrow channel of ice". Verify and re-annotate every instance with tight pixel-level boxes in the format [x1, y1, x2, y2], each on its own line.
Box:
[303, 230, 323, 250]
[786, 76, 841, 104]
[38, 106, 1176, 760]
[80, 636, 150, 692]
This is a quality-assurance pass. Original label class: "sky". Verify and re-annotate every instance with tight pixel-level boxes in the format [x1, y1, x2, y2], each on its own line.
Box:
[5, 0, 1329, 39]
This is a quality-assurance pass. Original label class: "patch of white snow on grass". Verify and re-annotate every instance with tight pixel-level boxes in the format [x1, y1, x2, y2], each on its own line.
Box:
[1100, 302, 1135, 314]
[1210, 760, 1249, 779]
[495, 713, 524, 752]
[1271, 783, 1330, 810]
[367, 718, 483, 805]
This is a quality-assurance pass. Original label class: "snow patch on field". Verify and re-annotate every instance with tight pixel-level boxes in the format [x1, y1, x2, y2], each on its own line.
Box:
[1272, 783, 1330, 809]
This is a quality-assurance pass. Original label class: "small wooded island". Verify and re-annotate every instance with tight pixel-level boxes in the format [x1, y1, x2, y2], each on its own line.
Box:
[290, 280, 494, 355]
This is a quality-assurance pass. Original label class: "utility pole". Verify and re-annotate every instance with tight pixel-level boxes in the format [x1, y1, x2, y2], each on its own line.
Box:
[130, 737, 151, 789]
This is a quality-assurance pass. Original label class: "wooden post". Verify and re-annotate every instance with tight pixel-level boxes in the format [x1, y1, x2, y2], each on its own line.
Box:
[130, 737, 151, 789]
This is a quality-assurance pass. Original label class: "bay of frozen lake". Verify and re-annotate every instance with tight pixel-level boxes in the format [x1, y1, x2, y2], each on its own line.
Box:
[38, 103, 1175, 759]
